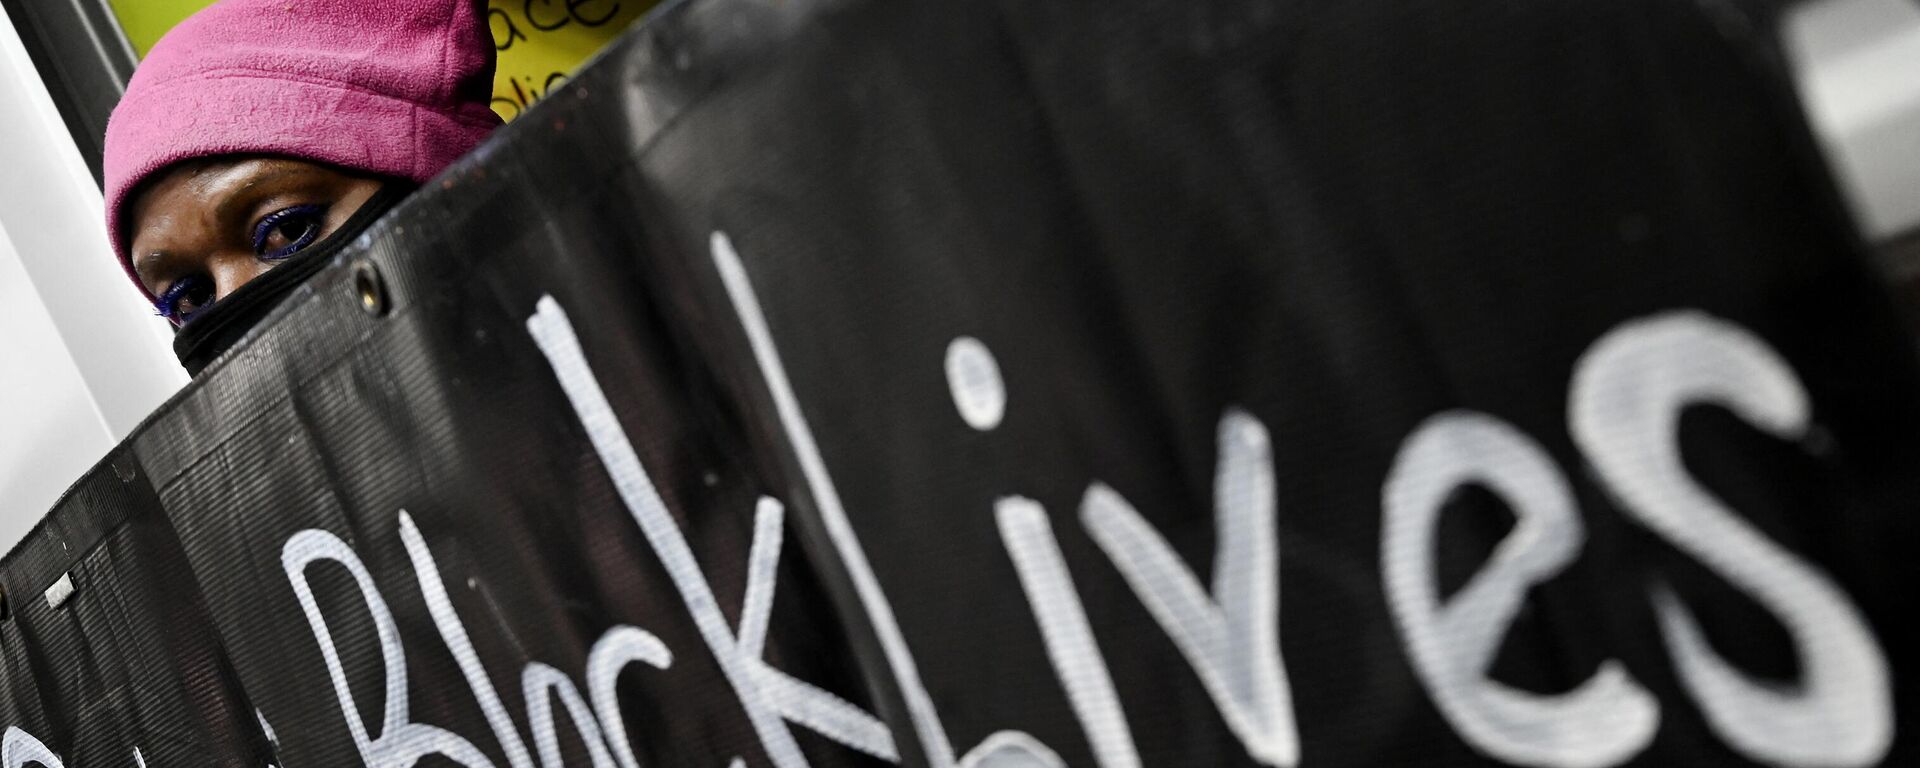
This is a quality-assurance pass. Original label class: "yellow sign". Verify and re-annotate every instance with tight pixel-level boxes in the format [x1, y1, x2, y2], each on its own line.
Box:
[484, 0, 653, 120]
[106, 0, 205, 58]
[106, 0, 652, 122]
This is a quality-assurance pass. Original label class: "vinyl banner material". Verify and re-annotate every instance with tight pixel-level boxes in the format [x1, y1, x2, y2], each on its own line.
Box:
[3, 0, 1916, 765]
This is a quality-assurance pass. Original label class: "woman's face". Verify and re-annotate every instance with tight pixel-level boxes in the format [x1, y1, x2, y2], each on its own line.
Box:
[128, 157, 383, 325]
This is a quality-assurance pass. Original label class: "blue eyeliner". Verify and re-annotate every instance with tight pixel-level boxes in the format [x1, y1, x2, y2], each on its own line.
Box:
[154, 275, 211, 325]
[252, 204, 326, 260]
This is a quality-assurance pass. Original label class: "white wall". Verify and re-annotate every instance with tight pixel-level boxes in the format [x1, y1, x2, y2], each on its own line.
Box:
[1785, 0, 1920, 242]
[0, 5, 186, 549]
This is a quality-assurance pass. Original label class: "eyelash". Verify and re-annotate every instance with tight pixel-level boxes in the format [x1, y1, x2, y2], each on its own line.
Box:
[252, 203, 327, 260]
[154, 275, 213, 325]
[149, 203, 330, 324]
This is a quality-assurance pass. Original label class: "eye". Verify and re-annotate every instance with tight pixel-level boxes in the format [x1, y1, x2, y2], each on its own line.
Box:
[252, 203, 328, 260]
[154, 275, 216, 326]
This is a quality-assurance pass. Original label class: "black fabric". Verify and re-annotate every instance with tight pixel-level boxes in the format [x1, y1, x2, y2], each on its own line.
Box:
[3, 0, 1917, 765]
[171, 181, 414, 376]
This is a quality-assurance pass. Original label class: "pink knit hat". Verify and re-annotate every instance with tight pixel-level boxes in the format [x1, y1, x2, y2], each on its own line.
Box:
[103, 0, 501, 291]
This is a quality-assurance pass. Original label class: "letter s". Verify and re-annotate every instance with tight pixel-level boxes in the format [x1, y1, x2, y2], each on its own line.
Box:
[1570, 311, 1892, 767]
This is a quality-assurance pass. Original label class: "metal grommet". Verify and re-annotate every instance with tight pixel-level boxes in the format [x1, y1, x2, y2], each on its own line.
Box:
[352, 260, 388, 318]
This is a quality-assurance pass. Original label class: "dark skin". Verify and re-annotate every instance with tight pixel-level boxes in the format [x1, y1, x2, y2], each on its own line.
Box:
[128, 157, 383, 324]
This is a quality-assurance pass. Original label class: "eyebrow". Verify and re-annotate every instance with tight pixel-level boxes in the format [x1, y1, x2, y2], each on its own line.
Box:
[208, 163, 322, 225]
[130, 162, 331, 283]
[131, 243, 190, 295]
[133, 249, 168, 277]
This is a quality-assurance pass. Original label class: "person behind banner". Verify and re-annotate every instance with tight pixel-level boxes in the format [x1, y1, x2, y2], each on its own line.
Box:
[102, 0, 502, 375]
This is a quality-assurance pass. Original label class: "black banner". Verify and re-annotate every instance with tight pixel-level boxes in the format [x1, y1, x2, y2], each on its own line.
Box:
[3, 0, 1916, 765]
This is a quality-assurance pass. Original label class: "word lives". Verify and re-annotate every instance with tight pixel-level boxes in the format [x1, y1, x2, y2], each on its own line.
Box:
[703, 233, 1892, 768]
